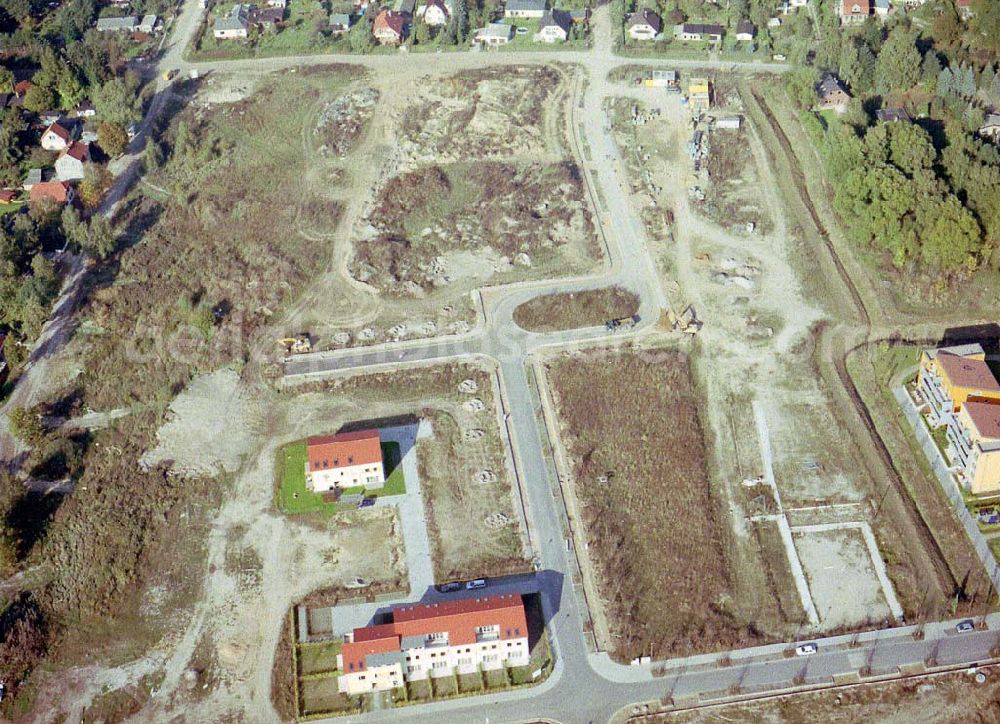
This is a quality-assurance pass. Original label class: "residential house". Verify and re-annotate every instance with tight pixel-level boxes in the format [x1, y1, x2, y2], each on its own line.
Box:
[643, 69, 679, 89]
[716, 116, 741, 129]
[568, 8, 588, 25]
[917, 344, 1000, 426]
[41, 122, 73, 151]
[29, 181, 74, 205]
[419, 0, 450, 26]
[535, 10, 571, 42]
[789, 0, 808, 6]
[328, 12, 353, 33]
[0, 190, 16, 204]
[250, 6, 285, 29]
[979, 113, 1000, 142]
[36, 110, 62, 127]
[373, 9, 408, 44]
[22, 169, 42, 190]
[474, 22, 513, 45]
[214, 5, 249, 38]
[816, 73, 851, 113]
[674, 22, 724, 42]
[874, 0, 891, 16]
[95, 15, 140, 32]
[767, 16, 781, 27]
[305, 429, 385, 493]
[504, 0, 546, 19]
[55, 141, 89, 182]
[267, 0, 287, 7]
[626, 9, 661, 40]
[957, 0, 972, 18]
[950, 401, 1000, 495]
[839, 0, 870, 24]
[875, 107, 910, 122]
[74, 100, 96, 118]
[138, 14, 158, 33]
[735, 19, 755, 40]
[337, 594, 531, 695]
[396, 0, 416, 15]
[688, 77, 711, 112]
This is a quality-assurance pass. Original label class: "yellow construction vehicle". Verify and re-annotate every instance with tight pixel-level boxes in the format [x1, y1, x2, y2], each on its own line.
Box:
[277, 334, 312, 354]
[666, 305, 702, 335]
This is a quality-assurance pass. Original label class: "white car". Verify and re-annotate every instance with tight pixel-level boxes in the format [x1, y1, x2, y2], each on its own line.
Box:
[795, 643, 818, 656]
[466, 578, 487, 590]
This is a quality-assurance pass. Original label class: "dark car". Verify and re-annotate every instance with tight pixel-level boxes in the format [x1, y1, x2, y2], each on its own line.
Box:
[436, 582, 462, 593]
[357, 497, 376, 509]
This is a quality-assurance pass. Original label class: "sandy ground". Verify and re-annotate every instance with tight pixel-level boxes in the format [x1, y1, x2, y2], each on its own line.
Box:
[141, 368, 262, 475]
[794, 528, 891, 628]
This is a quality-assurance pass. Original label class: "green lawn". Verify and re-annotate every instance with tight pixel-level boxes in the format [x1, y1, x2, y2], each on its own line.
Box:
[298, 640, 342, 676]
[990, 538, 1000, 562]
[276, 439, 405, 515]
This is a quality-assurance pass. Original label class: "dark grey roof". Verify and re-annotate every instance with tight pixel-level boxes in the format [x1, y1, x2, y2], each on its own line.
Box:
[627, 9, 661, 31]
[875, 107, 910, 122]
[506, 0, 546, 11]
[681, 22, 724, 35]
[735, 19, 755, 35]
[365, 650, 405, 668]
[400, 634, 426, 650]
[818, 73, 849, 97]
[539, 9, 571, 32]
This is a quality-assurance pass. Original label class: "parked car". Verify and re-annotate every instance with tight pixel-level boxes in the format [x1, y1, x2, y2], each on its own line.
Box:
[357, 497, 376, 509]
[795, 643, 818, 656]
[436, 581, 462, 593]
[466, 578, 487, 590]
[956, 620, 975, 633]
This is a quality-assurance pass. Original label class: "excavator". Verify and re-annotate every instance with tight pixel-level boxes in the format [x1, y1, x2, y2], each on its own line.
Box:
[277, 334, 312, 355]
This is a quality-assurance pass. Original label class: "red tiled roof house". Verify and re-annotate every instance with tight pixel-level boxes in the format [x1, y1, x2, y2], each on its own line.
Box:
[305, 429, 384, 492]
[29, 180, 74, 205]
[839, 0, 870, 24]
[373, 9, 408, 44]
[337, 594, 530, 695]
[41, 122, 73, 152]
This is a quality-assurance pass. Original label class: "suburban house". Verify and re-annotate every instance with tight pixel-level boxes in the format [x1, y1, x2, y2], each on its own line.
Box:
[875, 107, 910, 123]
[0, 190, 16, 204]
[716, 116, 741, 129]
[138, 14, 158, 33]
[214, 5, 249, 38]
[74, 100, 96, 118]
[96, 15, 140, 32]
[337, 594, 531, 695]
[735, 19, 755, 40]
[306, 429, 385, 493]
[328, 12, 353, 33]
[419, 0, 450, 26]
[29, 180, 74, 205]
[373, 9, 408, 44]
[41, 122, 73, 151]
[949, 401, 1000, 495]
[626, 9, 661, 40]
[674, 22, 723, 43]
[874, 0, 891, 17]
[957, 0, 972, 19]
[688, 77, 711, 112]
[535, 10, 571, 42]
[816, 73, 851, 113]
[55, 141, 89, 181]
[504, 0, 546, 19]
[918, 344, 1000, 424]
[474, 22, 513, 45]
[839, 0, 870, 24]
[251, 6, 285, 29]
[268, 0, 287, 7]
[979, 113, 1000, 142]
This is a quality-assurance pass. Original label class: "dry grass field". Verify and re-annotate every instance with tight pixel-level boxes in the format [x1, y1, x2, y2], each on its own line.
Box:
[547, 348, 766, 661]
[512, 286, 640, 332]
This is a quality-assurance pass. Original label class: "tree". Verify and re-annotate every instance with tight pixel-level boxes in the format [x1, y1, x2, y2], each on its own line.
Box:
[0, 108, 27, 184]
[143, 137, 163, 172]
[349, 12, 374, 53]
[21, 83, 55, 113]
[79, 215, 116, 259]
[414, 19, 431, 45]
[840, 40, 876, 95]
[874, 27, 921, 95]
[97, 121, 128, 157]
[92, 74, 141, 127]
[0, 66, 13, 94]
[918, 194, 983, 270]
[77, 163, 113, 208]
[8, 406, 45, 445]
